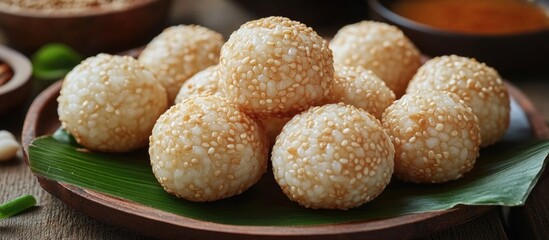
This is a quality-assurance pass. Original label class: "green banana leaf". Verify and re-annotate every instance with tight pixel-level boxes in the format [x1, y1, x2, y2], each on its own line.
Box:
[28, 129, 549, 226]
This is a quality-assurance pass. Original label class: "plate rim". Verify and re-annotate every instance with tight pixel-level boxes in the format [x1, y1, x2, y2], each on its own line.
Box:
[21, 80, 548, 239]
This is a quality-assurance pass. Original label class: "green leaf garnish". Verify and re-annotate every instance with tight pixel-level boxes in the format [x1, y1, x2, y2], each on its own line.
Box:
[28, 131, 549, 226]
[0, 195, 37, 220]
[31, 43, 83, 80]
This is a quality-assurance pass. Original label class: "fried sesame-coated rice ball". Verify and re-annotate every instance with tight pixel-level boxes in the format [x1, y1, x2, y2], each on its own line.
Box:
[174, 65, 223, 103]
[139, 25, 224, 103]
[407, 55, 510, 147]
[272, 103, 394, 210]
[149, 95, 269, 202]
[327, 66, 396, 119]
[330, 21, 421, 97]
[57, 54, 168, 153]
[219, 16, 334, 117]
[262, 116, 291, 147]
[382, 90, 481, 183]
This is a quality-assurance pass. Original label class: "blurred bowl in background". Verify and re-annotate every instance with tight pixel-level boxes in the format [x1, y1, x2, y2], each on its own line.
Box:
[232, 0, 369, 36]
[0, 45, 31, 114]
[368, 0, 549, 75]
[0, 0, 172, 56]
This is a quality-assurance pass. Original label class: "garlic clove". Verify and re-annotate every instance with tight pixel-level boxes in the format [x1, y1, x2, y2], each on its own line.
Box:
[0, 130, 17, 140]
[0, 138, 20, 161]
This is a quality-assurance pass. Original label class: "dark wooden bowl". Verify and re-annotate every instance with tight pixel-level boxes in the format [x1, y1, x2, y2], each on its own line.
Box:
[0, 0, 172, 56]
[0, 45, 32, 114]
[368, 0, 549, 75]
[20, 78, 549, 239]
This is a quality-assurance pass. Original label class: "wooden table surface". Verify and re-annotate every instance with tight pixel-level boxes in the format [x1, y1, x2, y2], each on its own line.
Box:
[1, 74, 547, 240]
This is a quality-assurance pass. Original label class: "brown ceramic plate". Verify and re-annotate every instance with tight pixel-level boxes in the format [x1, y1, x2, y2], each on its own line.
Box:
[21, 80, 548, 239]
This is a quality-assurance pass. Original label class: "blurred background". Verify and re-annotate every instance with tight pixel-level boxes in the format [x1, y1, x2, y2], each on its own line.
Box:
[0, 0, 370, 55]
[169, 0, 369, 37]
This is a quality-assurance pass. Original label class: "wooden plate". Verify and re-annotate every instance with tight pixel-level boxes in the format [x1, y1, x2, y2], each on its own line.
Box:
[21, 80, 549, 240]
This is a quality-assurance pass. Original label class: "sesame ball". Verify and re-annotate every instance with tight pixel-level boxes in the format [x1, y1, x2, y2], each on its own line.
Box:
[382, 90, 481, 183]
[174, 65, 222, 104]
[57, 54, 168, 152]
[327, 66, 396, 119]
[330, 21, 421, 97]
[262, 116, 291, 147]
[139, 25, 224, 103]
[407, 55, 510, 147]
[149, 95, 269, 202]
[272, 103, 394, 210]
[219, 16, 334, 117]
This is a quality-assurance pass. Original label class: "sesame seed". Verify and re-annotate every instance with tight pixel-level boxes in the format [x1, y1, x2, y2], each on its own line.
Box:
[435, 124, 444, 131]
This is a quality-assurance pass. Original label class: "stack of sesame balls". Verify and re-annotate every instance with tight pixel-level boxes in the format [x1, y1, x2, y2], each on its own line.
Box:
[57, 16, 510, 210]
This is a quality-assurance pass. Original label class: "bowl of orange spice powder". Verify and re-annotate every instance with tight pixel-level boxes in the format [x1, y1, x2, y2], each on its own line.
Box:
[368, 0, 549, 75]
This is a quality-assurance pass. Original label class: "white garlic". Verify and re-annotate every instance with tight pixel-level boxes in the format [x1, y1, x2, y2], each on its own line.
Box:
[0, 130, 20, 161]
[0, 130, 16, 139]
